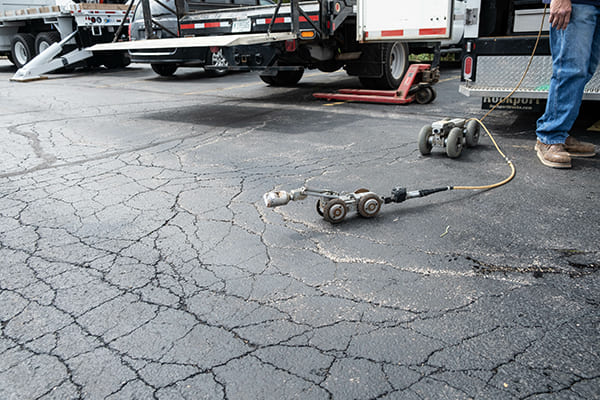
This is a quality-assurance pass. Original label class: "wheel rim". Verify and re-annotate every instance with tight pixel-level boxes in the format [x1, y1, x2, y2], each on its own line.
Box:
[328, 204, 345, 221]
[14, 41, 29, 66]
[358, 194, 381, 218]
[324, 199, 346, 223]
[389, 43, 407, 80]
[38, 41, 51, 54]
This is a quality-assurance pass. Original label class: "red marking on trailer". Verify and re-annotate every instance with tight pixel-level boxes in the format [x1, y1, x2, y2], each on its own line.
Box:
[365, 30, 404, 38]
[419, 28, 447, 35]
[367, 27, 447, 39]
[180, 21, 231, 30]
[256, 14, 318, 25]
[382, 29, 404, 37]
[300, 15, 319, 22]
[265, 17, 287, 24]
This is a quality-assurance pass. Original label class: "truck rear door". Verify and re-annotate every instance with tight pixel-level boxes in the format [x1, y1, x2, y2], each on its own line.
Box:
[357, 0, 454, 42]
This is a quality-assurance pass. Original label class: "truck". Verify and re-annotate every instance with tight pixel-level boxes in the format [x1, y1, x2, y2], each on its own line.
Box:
[1, 0, 131, 78]
[127, 0, 276, 77]
[91, 0, 464, 89]
[459, 0, 600, 110]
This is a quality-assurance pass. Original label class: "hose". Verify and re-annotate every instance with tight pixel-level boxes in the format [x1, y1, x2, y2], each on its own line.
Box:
[453, 118, 516, 190]
[452, 4, 548, 192]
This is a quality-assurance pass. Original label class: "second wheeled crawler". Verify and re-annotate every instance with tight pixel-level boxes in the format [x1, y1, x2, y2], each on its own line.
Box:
[418, 118, 480, 158]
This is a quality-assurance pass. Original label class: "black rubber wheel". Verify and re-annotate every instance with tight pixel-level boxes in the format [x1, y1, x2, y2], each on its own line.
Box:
[418, 125, 433, 155]
[415, 87, 436, 104]
[10, 33, 36, 68]
[6, 52, 16, 66]
[316, 199, 325, 217]
[259, 74, 276, 85]
[260, 68, 304, 86]
[151, 63, 178, 76]
[465, 120, 480, 147]
[359, 42, 408, 90]
[446, 127, 464, 158]
[357, 194, 382, 218]
[34, 31, 61, 55]
[317, 60, 343, 73]
[323, 199, 347, 224]
[102, 52, 130, 69]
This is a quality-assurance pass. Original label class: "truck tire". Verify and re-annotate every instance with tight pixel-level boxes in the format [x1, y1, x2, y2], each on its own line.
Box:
[102, 52, 130, 69]
[317, 60, 343, 73]
[359, 41, 408, 90]
[151, 63, 178, 76]
[260, 68, 304, 86]
[10, 33, 36, 69]
[35, 32, 61, 55]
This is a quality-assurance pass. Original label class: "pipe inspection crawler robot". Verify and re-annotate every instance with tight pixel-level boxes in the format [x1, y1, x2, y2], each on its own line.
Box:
[419, 118, 481, 158]
[262, 118, 516, 224]
[263, 186, 453, 224]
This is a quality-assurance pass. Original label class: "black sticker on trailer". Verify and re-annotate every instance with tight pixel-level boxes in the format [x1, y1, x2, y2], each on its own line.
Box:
[482, 97, 546, 112]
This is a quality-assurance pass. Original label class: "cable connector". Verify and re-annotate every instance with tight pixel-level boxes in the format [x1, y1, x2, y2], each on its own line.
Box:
[385, 186, 453, 204]
[386, 187, 407, 204]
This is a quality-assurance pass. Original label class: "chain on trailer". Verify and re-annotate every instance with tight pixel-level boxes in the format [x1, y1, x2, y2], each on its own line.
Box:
[263, 5, 548, 224]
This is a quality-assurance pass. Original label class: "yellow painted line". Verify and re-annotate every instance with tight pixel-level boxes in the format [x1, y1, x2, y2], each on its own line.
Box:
[437, 75, 461, 83]
[96, 80, 147, 88]
[184, 81, 263, 95]
[587, 120, 600, 132]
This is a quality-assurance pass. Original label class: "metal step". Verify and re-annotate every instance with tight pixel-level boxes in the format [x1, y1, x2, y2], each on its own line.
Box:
[460, 55, 600, 101]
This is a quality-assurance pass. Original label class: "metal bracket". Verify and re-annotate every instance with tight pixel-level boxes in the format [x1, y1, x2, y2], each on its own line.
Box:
[466, 8, 478, 25]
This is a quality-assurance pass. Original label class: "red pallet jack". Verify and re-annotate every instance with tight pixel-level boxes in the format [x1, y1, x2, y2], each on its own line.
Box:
[313, 63, 439, 105]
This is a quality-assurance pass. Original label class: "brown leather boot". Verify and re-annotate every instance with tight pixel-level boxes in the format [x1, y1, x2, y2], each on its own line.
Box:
[565, 136, 596, 157]
[535, 140, 571, 168]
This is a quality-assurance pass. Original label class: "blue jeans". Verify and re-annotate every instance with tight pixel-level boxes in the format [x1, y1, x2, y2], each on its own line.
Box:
[536, 4, 600, 145]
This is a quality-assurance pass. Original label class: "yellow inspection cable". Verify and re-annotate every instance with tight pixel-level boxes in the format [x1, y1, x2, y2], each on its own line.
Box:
[453, 4, 548, 192]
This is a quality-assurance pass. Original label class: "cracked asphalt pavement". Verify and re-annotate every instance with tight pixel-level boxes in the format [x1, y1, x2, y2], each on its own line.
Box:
[1, 59, 599, 399]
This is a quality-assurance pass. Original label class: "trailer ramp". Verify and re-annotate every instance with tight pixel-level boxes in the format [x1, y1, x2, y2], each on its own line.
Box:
[88, 32, 297, 52]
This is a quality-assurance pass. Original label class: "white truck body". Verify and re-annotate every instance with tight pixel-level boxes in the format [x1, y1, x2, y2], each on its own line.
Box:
[357, 0, 454, 42]
[91, 0, 464, 88]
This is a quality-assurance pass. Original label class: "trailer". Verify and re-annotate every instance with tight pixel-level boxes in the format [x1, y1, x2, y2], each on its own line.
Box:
[90, 0, 463, 89]
[1, 0, 132, 80]
[459, 0, 600, 110]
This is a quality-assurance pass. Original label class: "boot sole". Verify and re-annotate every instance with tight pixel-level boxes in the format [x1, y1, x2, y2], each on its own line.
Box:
[536, 149, 571, 168]
[567, 151, 596, 158]
[536, 142, 596, 158]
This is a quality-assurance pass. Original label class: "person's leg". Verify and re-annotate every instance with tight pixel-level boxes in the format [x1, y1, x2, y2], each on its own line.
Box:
[586, 6, 600, 81]
[564, 6, 600, 158]
[536, 4, 598, 145]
